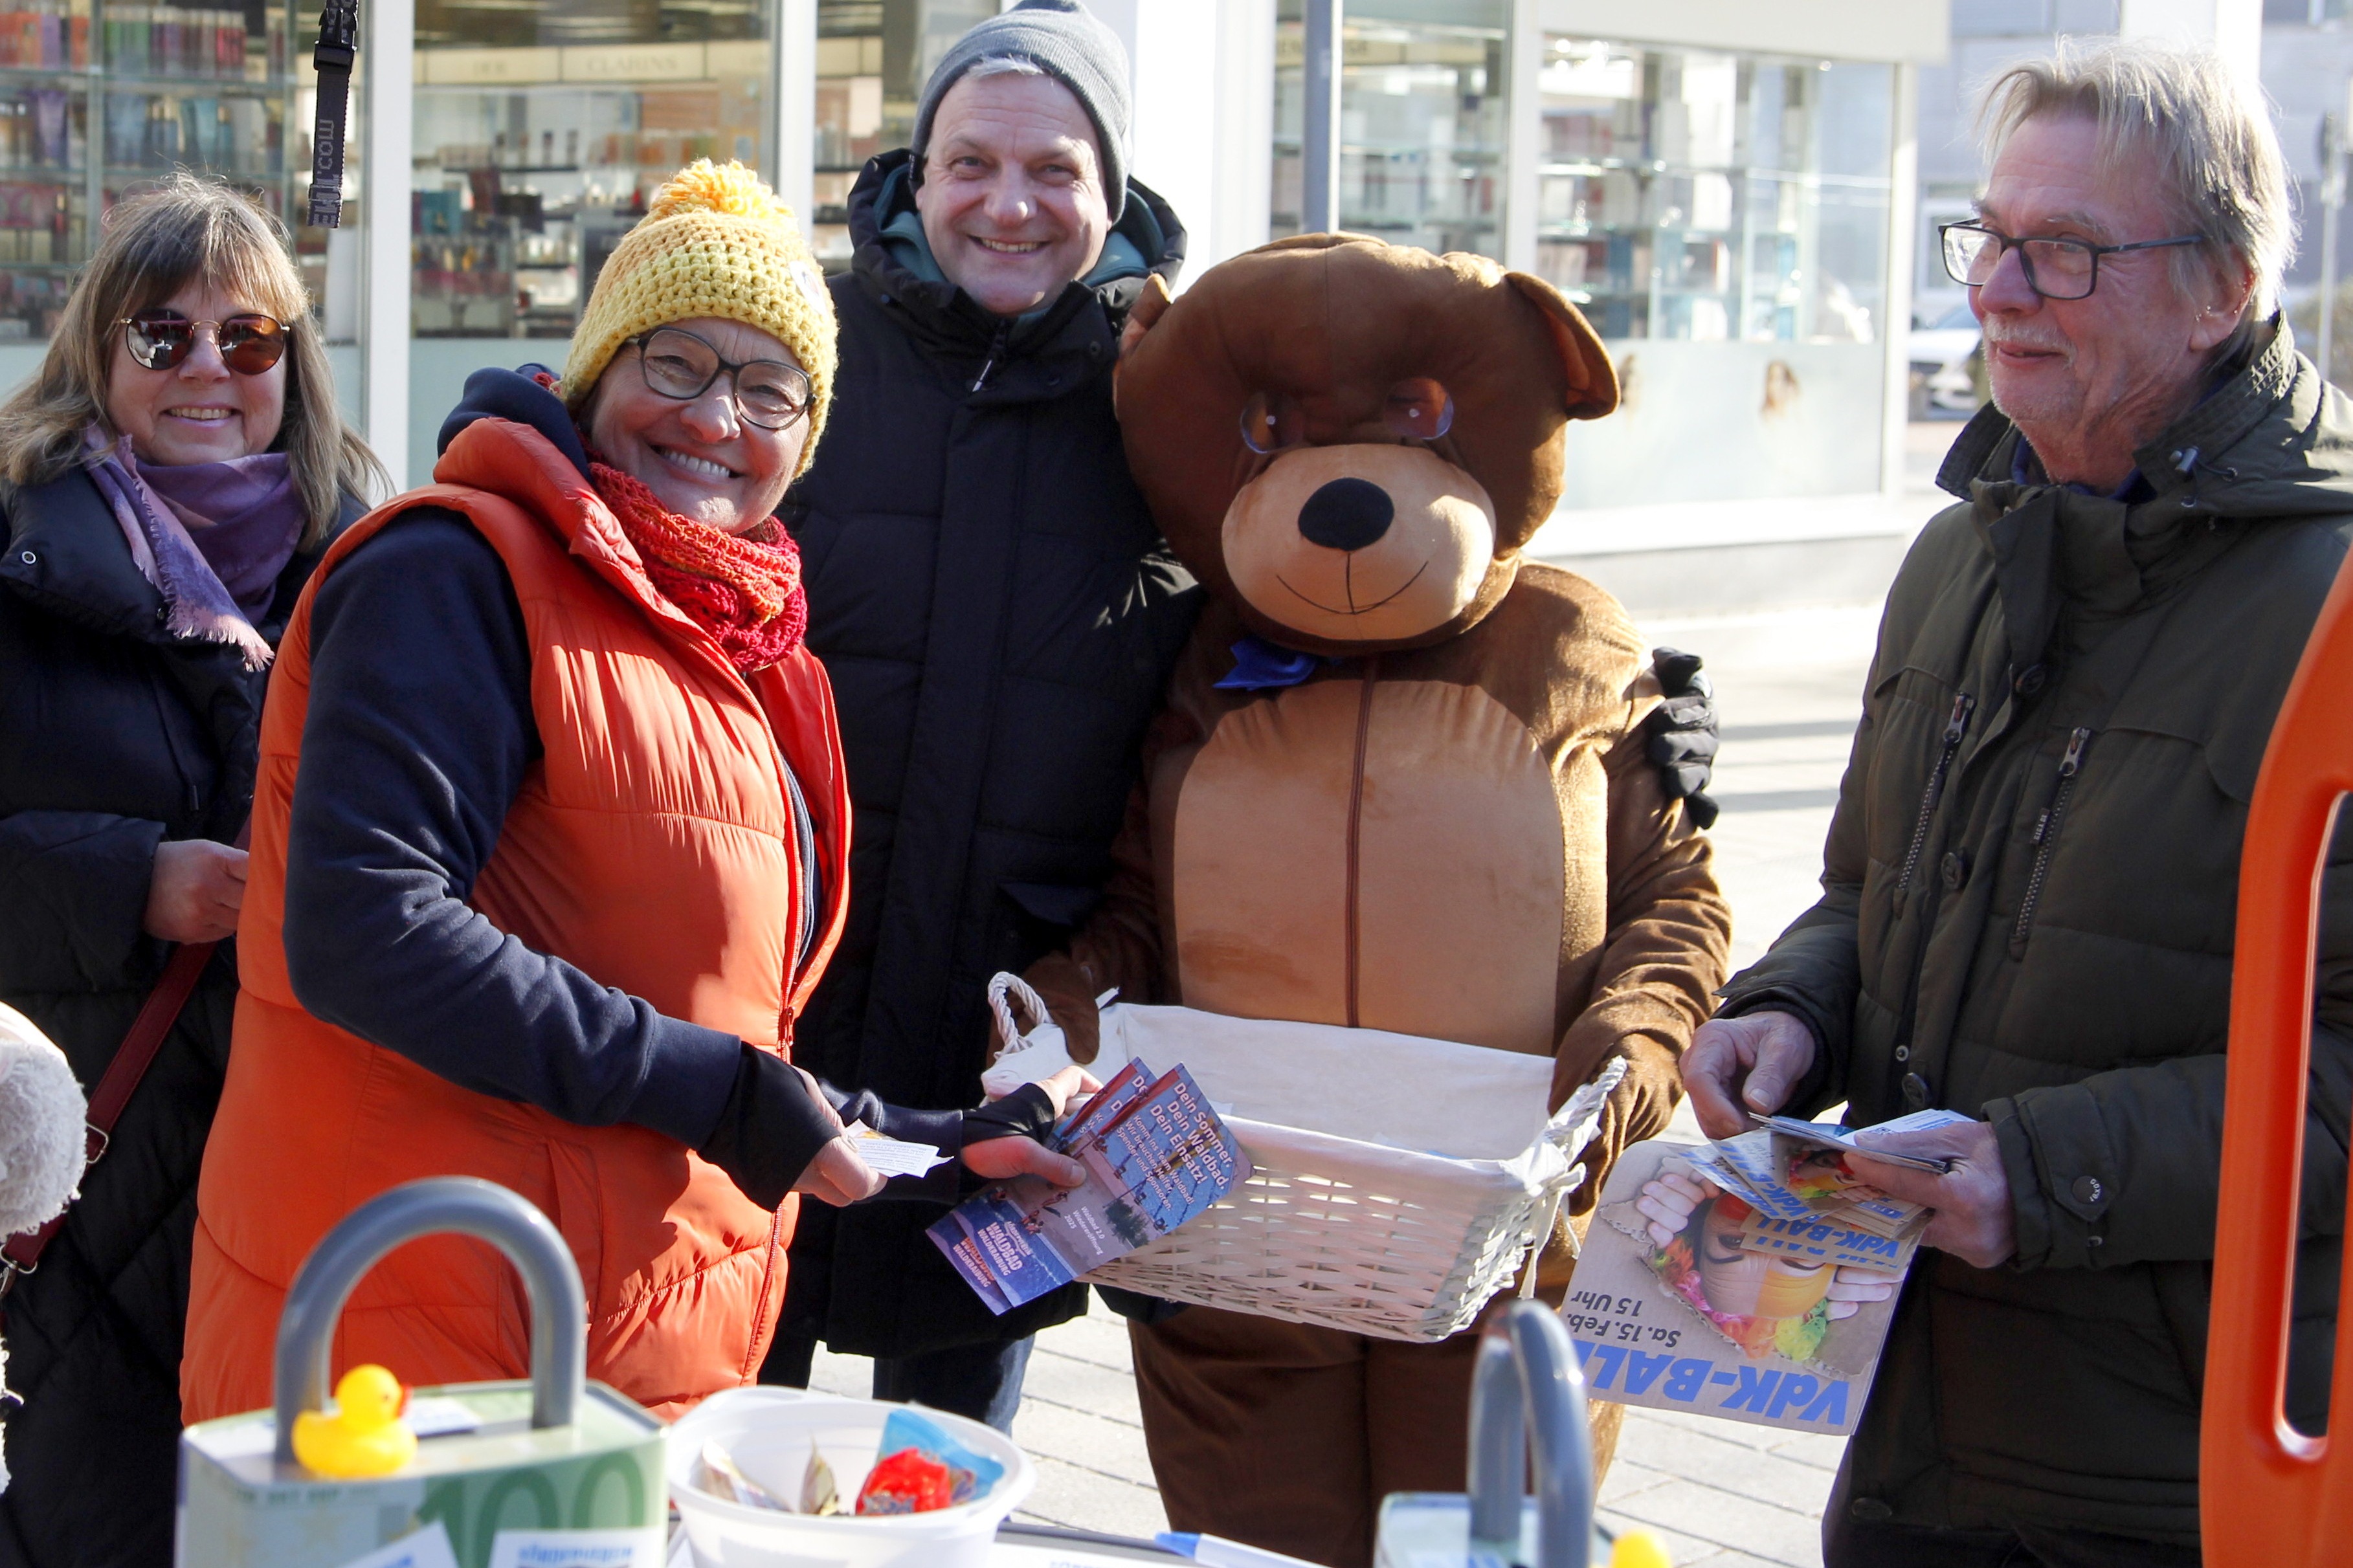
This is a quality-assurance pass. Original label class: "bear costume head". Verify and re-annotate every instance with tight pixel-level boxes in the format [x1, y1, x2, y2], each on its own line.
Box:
[1114, 232, 1620, 656]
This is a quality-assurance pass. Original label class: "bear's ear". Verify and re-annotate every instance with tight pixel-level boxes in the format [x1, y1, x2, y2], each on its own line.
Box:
[1112, 273, 1176, 419]
[1506, 272, 1620, 421]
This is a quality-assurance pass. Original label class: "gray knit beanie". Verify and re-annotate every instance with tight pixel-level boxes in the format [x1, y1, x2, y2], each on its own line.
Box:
[911, 0, 1133, 221]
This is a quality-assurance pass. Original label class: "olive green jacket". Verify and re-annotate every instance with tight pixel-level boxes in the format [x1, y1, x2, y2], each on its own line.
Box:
[1721, 327, 2353, 1544]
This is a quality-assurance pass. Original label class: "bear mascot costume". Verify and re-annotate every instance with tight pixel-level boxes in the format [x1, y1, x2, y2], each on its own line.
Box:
[1024, 234, 1733, 1568]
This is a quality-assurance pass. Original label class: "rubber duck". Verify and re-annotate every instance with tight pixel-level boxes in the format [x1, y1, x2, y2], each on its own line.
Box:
[291, 1364, 418, 1479]
[1611, 1530, 1672, 1568]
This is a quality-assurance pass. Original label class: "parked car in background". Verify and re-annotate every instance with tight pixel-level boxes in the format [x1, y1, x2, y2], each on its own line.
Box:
[1907, 301, 1982, 418]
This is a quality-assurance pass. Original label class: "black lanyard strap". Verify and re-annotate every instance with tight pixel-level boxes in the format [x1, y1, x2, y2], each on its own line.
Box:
[307, 0, 359, 228]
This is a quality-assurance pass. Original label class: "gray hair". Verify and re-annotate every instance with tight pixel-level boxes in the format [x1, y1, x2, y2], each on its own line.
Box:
[1978, 38, 2293, 322]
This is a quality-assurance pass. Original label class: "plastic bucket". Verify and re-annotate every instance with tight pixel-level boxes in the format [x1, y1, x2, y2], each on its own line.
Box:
[667, 1388, 1035, 1568]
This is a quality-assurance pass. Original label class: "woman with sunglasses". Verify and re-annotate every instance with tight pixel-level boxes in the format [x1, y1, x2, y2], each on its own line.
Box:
[0, 176, 384, 1565]
[181, 162, 1089, 1431]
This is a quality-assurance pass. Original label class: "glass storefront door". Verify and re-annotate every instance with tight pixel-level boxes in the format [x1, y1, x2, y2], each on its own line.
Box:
[410, 0, 777, 340]
[1534, 38, 1893, 347]
[1272, 0, 1508, 259]
[1535, 35, 1899, 506]
[0, 0, 303, 344]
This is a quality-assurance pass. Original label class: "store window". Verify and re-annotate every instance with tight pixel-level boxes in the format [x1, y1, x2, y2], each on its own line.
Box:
[0, 0, 307, 344]
[1534, 39, 1894, 345]
[809, 0, 992, 270]
[410, 0, 776, 338]
[1272, 0, 1508, 259]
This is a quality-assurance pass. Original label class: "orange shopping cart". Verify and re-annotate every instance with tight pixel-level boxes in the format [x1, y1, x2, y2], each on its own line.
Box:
[2204, 551, 2353, 1565]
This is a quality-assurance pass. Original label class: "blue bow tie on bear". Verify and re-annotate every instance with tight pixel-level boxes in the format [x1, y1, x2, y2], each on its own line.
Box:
[1214, 635, 1334, 692]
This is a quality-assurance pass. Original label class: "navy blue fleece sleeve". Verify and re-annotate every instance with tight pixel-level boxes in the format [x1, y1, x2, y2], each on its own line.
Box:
[280, 511, 744, 1147]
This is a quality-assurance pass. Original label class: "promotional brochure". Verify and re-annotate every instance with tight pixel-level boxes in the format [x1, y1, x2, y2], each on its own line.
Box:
[929, 1058, 1249, 1314]
[1567, 1111, 1968, 1437]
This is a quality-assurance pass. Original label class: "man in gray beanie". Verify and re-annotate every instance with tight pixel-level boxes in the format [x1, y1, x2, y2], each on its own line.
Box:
[757, 0, 1199, 1430]
[914, 0, 1133, 223]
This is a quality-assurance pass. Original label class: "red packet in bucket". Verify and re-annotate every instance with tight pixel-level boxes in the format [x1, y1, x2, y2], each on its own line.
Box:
[853, 1408, 1006, 1514]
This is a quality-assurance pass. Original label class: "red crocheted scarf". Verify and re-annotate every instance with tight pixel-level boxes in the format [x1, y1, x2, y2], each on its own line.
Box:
[586, 456, 808, 673]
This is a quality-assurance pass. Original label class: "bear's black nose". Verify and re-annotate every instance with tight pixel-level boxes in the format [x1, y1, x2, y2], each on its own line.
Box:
[1297, 478, 1394, 552]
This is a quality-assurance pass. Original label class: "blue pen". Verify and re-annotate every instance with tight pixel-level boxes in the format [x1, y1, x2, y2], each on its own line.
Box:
[1155, 1532, 1326, 1568]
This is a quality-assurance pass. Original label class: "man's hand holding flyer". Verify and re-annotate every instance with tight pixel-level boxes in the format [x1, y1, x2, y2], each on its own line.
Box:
[1567, 1110, 1972, 1437]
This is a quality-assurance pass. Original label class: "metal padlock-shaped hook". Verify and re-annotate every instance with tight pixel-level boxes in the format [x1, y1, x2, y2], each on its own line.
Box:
[1467, 1299, 1596, 1568]
[270, 1176, 586, 1470]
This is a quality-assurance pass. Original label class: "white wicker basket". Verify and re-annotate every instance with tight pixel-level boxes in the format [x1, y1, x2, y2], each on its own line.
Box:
[981, 975, 1620, 1344]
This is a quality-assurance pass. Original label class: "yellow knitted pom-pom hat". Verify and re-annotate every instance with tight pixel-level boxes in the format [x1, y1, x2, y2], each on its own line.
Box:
[561, 160, 838, 474]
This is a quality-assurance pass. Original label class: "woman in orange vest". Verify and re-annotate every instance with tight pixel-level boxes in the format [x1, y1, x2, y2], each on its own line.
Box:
[182, 162, 1089, 1423]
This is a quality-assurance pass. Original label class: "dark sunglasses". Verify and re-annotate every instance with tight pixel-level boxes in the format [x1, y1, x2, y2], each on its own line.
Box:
[117, 309, 291, 375]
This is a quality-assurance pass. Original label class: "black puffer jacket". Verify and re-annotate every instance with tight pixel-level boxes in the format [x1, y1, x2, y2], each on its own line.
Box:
[0, 470, 349, 1568]
[779, 151, 1199, 1358]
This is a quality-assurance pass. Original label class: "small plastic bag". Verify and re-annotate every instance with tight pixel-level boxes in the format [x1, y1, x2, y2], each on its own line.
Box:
[852, 1409, 1005, 1514]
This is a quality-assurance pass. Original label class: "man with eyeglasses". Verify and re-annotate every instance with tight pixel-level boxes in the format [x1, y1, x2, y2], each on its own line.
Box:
[1680, 41, 2353, 1568]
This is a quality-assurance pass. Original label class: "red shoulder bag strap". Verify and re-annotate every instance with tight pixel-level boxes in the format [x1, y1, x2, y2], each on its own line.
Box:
[1, 819, 251, 1297]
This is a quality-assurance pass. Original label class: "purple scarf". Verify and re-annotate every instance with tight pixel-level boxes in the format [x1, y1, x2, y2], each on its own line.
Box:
[82, 428, 303, 670]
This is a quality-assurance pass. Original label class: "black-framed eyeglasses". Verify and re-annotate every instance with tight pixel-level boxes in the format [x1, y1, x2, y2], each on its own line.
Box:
[625, 326, 812, 431]
[1939, 221, 2206, 302]
[116, 309, 290, 374]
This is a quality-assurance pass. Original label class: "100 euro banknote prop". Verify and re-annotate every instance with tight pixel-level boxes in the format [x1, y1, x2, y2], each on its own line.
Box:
[1562, 1137, 1920, 1437]
[929, 1058, 1249, 1314]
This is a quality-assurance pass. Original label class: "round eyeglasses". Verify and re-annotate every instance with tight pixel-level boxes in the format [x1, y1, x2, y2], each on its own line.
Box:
[1939, 221, 2205, 302]
[626, 327, 812, 431]
[117, 309, 290, 375]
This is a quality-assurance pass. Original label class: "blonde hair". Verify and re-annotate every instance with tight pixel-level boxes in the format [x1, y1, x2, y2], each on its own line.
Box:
[0, 173, 386, 546]
[1979, 39, 2294, 324]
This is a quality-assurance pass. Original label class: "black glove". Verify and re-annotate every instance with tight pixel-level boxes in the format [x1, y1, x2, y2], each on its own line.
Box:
[1644, 646, 1721, 830]
[702, 1048, 972, 1208]
[699, 1046, 841, 1211]
[961, 1082, 1061, 1147]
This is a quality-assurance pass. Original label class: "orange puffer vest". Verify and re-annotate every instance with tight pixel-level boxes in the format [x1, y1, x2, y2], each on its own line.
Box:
[182, 417, 850, 1423]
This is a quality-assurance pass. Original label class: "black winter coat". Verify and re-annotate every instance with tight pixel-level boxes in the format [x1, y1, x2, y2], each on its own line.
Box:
[0, 470, 347, 1568]
[779, 151, 1199, 1358]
